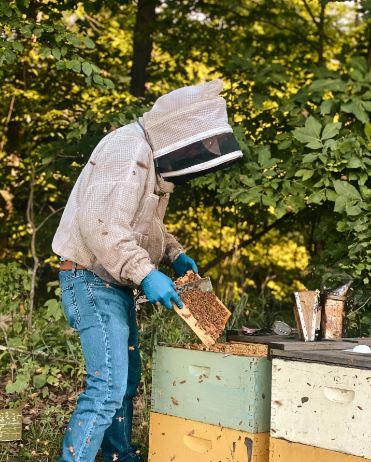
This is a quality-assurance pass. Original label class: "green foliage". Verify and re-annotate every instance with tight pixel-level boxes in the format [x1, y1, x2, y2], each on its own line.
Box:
[0, 262, 30, 315]
[0, 1, 370, 458]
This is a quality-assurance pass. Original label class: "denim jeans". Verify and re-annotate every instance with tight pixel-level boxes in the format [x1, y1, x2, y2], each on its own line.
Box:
[58, 269, 141, 462]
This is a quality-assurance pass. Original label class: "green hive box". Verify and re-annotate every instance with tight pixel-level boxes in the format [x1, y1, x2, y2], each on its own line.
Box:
[151, 345, 271, 433]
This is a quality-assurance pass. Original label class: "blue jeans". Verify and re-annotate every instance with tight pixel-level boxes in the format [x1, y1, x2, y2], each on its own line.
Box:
[58, 269, 141, 462]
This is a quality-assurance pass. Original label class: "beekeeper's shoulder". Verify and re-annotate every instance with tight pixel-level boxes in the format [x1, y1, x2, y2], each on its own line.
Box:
[96, 123, 151, 165]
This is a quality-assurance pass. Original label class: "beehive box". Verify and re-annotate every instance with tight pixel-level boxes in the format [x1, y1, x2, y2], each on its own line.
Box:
[271, 358, 371, 458]
[151, 345, 271, 432]
[149, 412, 269, 462]
[269, 438, 371, 462]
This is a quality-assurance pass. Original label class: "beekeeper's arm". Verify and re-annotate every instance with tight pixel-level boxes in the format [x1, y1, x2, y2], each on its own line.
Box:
[77, 142, 155, 285]
[162, 226, 198, 277]
[77, 141, 182, 308]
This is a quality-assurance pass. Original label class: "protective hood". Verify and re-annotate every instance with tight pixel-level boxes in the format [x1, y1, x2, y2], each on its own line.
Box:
[139, 79, 243, 183]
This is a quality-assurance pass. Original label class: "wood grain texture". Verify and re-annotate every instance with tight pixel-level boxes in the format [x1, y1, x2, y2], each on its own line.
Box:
[270, 438, 371, 462]
[270, 349, 371, 369]
[151, 345, 272, 432]
[271, 359, 371, 458]
[226, 332, 356, 352]
[148, 412, 269, 462]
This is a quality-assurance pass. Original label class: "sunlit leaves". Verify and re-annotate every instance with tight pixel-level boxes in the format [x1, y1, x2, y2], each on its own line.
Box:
[293, 116, 322, 149]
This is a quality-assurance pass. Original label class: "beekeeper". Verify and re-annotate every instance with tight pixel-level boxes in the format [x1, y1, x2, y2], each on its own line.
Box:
[52, 78, 243, 462]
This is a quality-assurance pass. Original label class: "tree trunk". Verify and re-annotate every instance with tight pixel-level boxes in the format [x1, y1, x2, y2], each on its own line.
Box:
[130, 0, 157, 97]
[317, 0, 326, 65]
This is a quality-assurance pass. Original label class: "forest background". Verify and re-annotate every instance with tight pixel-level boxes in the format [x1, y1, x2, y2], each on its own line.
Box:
[0, 0, 370, 460]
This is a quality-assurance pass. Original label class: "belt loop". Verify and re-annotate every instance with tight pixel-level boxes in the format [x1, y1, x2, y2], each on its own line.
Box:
[72, 261, 77, 277]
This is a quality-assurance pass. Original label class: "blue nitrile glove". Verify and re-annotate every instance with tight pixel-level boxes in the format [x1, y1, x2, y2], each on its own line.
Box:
[171, 253, 198, 277]
[141, 269, 183, 309]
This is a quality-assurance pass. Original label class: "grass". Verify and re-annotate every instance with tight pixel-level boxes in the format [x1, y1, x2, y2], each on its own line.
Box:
[0, 386, 150, 461]
[0, 305, 196, 461]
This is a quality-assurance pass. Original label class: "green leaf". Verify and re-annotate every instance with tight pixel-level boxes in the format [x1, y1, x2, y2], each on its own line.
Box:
[52, 48, 61, 60]
[44, 298, 63, 321]
[302, 153, 318, 163]
[362, 101, 371, 111]
[257, 146, 271, 166]
[262, 195, 277, 207]
[277, 139, 291, 150]
[321, 122, 341, 140]
[302, 170, 314, 180]
[33, 374, 47, 389]
[82, 61, 92, 76]
[6, 374, 29, 394]
[93, 74, 104, 85]
[334, 195, 347, 213]
[326, 190, 337, 201]
[307, 190, 325, 204]
[309, 79, 347, 93]
[71, 59, 81, 73]
[103, 78, 115, 89]
[350, 56, 367, 74]
[341, 100, 369, 123]
[347, 157, 362, 168]
[295, 169, 314, 180]
[83, 36, 95, 49]
[333, 180, 362, 201]
[320, 100, 334, 115]
[346, 203, 362, 216]
[293, 116, 322, 149]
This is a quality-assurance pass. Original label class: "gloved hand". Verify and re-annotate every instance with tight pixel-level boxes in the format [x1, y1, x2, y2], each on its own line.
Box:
[141, 269, 183, 309]
[171, 253, 198, 277]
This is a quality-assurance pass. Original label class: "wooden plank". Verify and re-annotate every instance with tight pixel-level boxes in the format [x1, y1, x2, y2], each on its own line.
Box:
[270, 438, 371, 462]
[149, 412, 269, 462]
[226, 332, 356, 351]
[151, 345, 272, 432]
[0, 409, 22, 441]
[271, 359, 371, 458]
[270, 348, 371, 369]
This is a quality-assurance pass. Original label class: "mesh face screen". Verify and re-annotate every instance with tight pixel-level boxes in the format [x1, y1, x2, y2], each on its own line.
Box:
[155, 132, 240, 174]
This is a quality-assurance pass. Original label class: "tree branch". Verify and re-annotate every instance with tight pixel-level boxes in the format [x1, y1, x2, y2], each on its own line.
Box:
[199, 212, 293, 275]
[35, 206, 64, 232]
[302, 0, 319, 27]
[0, 94, 16, 153]
[0, 345, 80, 365]
[26, 168, 39, 331]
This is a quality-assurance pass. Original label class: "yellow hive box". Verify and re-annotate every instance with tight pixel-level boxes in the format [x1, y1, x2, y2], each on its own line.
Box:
[149, 412, 269, 462]
[269, 438, 371, 462]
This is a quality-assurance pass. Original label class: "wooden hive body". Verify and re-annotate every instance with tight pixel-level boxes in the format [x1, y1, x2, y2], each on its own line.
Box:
[270, 358, 371, 458]
[269, 438, 371, 462]
[151, 345, 272, 433]
[149, 412, 269, 462]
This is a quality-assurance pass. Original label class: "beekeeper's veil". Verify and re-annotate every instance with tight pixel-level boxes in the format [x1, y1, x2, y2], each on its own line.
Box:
[138, 79, 243, 183]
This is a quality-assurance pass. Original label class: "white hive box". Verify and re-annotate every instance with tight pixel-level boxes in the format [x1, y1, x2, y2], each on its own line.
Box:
[270, 351, 371, 459]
